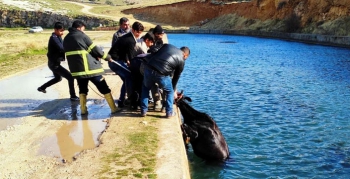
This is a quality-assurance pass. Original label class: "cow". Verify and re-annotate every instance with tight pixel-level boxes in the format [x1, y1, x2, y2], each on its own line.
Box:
[175, 94, 230, 161]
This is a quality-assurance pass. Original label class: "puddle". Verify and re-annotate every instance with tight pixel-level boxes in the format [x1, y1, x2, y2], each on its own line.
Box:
[38, 100, 111, 162]
[0, 66, 59, 130]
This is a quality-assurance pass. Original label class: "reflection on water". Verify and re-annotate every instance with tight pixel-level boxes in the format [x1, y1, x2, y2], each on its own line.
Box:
[38, 99, 109, 162]
[56, 116, 94, 162]
[168, 34, 350, 178]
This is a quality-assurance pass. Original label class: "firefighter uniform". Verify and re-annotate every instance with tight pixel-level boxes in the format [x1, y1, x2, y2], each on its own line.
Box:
[64, 26, 119, 114]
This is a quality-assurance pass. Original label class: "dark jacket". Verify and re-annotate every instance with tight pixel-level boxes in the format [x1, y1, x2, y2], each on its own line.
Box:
[47, 33, 65, 68]
[145, 44, 185, 90]
[148, 38, 163, 54]
[63, 27, 111, 78]
[108, 32, 137, 63]
[111, 28, 130, 46]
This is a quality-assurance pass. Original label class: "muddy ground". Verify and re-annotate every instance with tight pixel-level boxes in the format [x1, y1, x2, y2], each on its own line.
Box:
[0, 43, 190, 178]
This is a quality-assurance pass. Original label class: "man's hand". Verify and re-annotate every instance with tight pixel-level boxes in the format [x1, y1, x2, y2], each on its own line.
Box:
[174, 90, 178, 100]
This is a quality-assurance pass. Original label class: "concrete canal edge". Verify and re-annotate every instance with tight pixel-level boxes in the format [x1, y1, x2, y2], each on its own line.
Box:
[154, 106, 191, 179]
[105, 105, 191, 179]
[166, 29, 350, 48]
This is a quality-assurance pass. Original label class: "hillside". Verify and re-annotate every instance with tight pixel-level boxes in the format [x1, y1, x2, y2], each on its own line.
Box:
[0, 0, 349, 35]
[123, 0, 350, 36]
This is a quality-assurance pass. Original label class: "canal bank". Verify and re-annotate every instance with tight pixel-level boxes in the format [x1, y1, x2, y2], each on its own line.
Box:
[166, 29, 350, 49]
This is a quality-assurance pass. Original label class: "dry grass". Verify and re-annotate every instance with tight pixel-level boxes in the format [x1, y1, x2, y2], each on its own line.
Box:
[0, 30, 114, 79]
[0, 0, 185, 79]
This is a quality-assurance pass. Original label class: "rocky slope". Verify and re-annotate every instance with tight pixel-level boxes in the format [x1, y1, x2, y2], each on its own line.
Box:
[123, 0, 350, 36]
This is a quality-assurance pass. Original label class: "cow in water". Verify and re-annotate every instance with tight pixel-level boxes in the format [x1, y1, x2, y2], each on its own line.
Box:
[175, 94, 230, 161]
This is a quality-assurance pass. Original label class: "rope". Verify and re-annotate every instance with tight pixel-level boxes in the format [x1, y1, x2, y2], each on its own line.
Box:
[111, 60, 131, 73]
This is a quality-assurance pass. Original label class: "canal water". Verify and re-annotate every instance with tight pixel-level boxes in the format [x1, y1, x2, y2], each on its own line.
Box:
[168, 34, 350, 178]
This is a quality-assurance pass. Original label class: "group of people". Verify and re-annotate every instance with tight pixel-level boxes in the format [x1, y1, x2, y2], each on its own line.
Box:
[37, 18, 190, 118]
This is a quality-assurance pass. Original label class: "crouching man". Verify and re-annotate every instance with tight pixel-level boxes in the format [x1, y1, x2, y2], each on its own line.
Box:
[64, 20, 120, 115]
[140, 44, 190, 118]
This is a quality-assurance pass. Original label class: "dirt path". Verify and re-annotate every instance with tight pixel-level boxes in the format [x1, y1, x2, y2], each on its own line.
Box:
[0, 41, 190, 178]
[66, 1, 114, 19]
[65, 1, 157, 29]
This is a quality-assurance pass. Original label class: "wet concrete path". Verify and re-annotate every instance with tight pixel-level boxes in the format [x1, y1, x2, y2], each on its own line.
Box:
[0, 61, 120, 162]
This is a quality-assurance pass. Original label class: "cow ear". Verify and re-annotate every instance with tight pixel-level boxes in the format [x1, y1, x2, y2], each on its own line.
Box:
[184, 96, 192, 102]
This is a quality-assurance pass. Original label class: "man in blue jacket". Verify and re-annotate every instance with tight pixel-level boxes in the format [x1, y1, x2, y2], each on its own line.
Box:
[111, 17, 130, 46]
[63, 20, 119, 115]
[140, 44, 190, 118]
[37, 22, 79, 101]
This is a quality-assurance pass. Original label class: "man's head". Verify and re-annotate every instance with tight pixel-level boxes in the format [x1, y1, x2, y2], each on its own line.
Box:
[131, 21, 144, 39]
[119, 17, 129, 31]
[152, 25, 164, 40]
[53, 22, 64, 37]
[180, 46, 190, 60]
[142, 32, 155, 48]
[72, 20, 86, 32]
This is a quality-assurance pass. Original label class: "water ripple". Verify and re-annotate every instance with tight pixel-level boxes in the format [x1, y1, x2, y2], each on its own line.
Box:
[169, 34, 350, 178]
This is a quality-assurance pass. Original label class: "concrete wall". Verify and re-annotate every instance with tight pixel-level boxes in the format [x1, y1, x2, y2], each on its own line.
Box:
[166, 29, 350, 48]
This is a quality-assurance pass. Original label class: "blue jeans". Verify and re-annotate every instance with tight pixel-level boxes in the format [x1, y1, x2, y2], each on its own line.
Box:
[108, 61, 132, 101]
[141, 67, 174, 114]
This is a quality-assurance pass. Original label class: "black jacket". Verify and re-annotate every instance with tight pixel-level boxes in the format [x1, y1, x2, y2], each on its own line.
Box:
[63, 27, 111, 78]
[47, 33, 65, 68]
[111, 28, 130, 46]
[108, 32, 137, 63]
[145, 44, 185, 90]
[148, 38, 163, 54]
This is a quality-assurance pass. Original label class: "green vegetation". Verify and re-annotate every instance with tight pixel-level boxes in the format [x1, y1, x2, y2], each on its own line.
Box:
[99, 117, 159, 179]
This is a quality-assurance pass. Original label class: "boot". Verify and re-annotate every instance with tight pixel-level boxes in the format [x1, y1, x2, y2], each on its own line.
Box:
[104, 93, 120, 114]
[79, 94, 88, 115]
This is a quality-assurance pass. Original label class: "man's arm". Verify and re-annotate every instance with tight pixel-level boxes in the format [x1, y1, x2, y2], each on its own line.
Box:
[111, 32, 118, 46]
[171, 61, 184, 90]
[84, 36, 111, 61]
[51, 35, 64, 53]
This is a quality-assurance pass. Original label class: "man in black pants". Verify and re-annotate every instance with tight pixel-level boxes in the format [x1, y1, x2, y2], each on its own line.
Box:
[37, 22, 79, 101]
[64, 20, 119, 115]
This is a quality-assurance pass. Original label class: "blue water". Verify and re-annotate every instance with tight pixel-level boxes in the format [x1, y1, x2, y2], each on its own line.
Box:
[168, 34, 350, 178]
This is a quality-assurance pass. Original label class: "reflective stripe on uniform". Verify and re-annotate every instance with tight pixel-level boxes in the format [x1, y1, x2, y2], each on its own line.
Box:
[102, 52, 108, 59]
[87, 43, 96, 53]
[71, 68, 104, 76]
[66, 49, 103, 76]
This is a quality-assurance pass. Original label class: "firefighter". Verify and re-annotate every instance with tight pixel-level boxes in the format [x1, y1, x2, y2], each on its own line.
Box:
[63, 20, 119, 115]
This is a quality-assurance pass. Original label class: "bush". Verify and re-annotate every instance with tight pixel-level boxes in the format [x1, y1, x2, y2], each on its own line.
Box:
[105, 0, 114, 5]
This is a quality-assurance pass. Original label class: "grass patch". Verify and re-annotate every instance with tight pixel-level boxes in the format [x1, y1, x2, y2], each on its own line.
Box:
[98, 116, 159, 178]
[0, 30, 113, 79]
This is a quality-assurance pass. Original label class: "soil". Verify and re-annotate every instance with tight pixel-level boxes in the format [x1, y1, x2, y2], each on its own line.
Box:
[0, 60, 189, 179]
[0, 16, 189, 179]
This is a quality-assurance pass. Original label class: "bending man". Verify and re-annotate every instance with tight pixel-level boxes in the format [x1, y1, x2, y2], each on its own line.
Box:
[140, 44, 190, 118]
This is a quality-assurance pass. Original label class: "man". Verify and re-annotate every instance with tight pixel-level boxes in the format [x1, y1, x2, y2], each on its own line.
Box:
[148, 25, 165, 53]
[148, 25, 166, 108]
[37, 22, 79, 101]
[108, 21, 144, 108]
[140, 44, 190, 118]
[111, 17, 130, 46]
[63, 20, 119, 115]
[129, 32, 155, 109]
